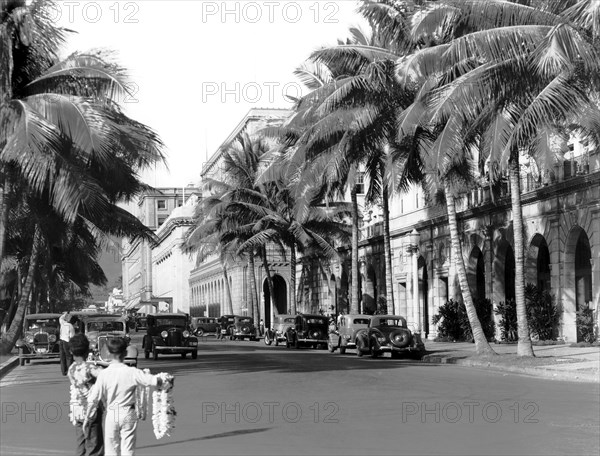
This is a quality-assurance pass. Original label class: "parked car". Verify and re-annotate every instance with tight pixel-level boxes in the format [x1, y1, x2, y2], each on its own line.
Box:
[285, 314, 329, 349]
[15, 313, 61, 366]
[191, 317, 219, 336]
[231, 316, 257, 341]
[218, 315, 237, 339]
[142, 313, 198, 360]
[264, 314, 295, 346]
[328, 314, 371, 354]
[355, 315, 425, 359]
[134, 316, 148, 332]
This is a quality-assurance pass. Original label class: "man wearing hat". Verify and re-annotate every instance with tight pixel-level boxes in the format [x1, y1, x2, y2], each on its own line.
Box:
[59, 311, 75, 375]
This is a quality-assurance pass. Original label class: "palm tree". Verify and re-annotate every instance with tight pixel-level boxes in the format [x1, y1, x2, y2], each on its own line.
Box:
[0, 0, 164, 353]
[396, 0, 600, 356]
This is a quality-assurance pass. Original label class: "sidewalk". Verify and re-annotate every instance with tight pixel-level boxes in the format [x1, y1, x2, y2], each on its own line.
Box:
[422, 340, 600, 383]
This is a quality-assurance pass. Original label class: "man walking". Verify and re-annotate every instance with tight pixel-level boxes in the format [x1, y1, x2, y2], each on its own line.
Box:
[59, 311, 75, 375]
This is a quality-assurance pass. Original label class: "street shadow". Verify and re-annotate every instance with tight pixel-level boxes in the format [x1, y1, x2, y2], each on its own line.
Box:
[137, 427, 272, 450]
[138, 344, 429, 377]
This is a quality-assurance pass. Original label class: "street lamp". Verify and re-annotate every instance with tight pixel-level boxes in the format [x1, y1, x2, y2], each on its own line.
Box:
[406, 229, 421, 334]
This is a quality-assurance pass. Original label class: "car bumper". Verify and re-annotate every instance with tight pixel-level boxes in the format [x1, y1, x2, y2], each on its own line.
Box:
[18, 353, 60, 359]
[297, 338, 328, 344]
[155, 346, 197, 353]
[377, 344, 424, 353]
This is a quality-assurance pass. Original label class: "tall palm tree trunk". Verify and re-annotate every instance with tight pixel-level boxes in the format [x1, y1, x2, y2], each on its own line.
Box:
[222, 264, 234, 315]
[350, 187, 360, 314]
[0, 174, 8, 267]
[290, 242, 297, 314]
[445, 185, 496, 356]
[0, 224, 41, 355]
[248, 255, 260, 330]
[509, 158, 535, 357]
[261, 247, 278, 317]
[382, 186, 394, 314]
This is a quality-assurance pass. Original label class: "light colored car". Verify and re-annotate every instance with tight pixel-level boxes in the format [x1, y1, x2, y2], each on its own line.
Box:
[264, 314, 294, 346]
[16, 314, 61, 366]
[328, 315, 371, 354]
[191, 317, 219, 336]
[355, 315, 425, 359]
[85, 314, 138, 367]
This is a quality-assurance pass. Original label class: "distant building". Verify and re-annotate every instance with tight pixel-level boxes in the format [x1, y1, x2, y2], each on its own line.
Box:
[121, 186, 200, 313]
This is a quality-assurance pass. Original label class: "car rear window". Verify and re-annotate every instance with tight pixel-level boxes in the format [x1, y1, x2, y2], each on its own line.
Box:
[306, 318, 327, 325]
[155, 318, 186, 327]
[353, 318, 370, 325]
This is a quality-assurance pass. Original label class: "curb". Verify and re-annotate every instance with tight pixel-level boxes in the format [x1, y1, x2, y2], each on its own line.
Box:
[0, 356, 19, 380]
[422, 354, 600, 383]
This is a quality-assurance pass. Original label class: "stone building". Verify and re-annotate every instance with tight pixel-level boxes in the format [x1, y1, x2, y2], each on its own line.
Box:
[121, 186, 200, 313]
[188, 108, 293, 328]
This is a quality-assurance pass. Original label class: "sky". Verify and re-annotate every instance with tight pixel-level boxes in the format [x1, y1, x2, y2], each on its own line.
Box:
[54, 0, 366, 187]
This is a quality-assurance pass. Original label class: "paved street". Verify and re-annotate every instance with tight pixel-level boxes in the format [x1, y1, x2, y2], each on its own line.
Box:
[1, 336, 599, 456]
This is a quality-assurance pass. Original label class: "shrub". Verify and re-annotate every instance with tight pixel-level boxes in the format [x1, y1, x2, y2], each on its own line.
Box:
[495, 299, 518, 342]
[576, 304, 598, 343]
[432, 299, 464, 341]
[525, 284, 560, 341]
[432, 298, 495, 342]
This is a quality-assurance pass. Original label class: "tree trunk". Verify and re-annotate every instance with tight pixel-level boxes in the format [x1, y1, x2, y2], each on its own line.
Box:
[382, 186, 394, 314]
[445, 184, 496, 356]
[248, 254, 260, 332]
[261, 246, 278, 317]
[509, 158, 535, 357]
[0, 224, 42, 355]
[290, 242, 297, 315]
[350, 187, 360, 314]
[222, 263, 234, 315]
[0, 173, 8, 267]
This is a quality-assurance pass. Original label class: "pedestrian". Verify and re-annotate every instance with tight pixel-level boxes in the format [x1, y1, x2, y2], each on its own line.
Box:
[59, 311, 75, 375]
[84, 338, 163, 456]
[68, 334, 103, 456]
[259, 319, 264, 337]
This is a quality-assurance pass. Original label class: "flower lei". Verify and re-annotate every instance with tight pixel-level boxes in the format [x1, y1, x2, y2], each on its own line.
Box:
[136, 369, 176, 439]
[151, 372, 176, 439]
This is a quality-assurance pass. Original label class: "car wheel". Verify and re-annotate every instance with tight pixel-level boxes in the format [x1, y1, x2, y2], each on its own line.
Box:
[26, 359, 30, 364]
[264, 333, 272, 346]
[411, 351, 424, 361]
[356, 339, 364, 357]
[153, 347, 158, 361]
[192, 350, 197, 360]
[197, 329, 204, 337]
[181, 353, 186, 359]
[339, 346, 346, 355]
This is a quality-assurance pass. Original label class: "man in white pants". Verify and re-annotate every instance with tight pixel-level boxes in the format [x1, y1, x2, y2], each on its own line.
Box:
[84, 338, 163, 456]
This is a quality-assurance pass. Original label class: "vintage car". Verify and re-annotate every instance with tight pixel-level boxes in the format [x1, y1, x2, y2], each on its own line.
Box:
[85, 314, 138, 367]
[191, 317, 219, 336]
[230, 316, 257, 341]
[142, 313, 198, 360]
[134, 316, 148, 332]
[217, 314, 237, 339]
[15, 313, 61, 366]
[355, 315, 425, 359]
[285, 314, 329, 349]
[328, 314, 371, 354]
[264, 314, 295, 346]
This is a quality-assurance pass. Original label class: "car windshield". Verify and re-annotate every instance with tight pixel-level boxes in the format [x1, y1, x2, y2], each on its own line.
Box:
[25, 318, 59, 332]
[375, 318, 405, 327]
[353, 318, 370, 325]
[87, 321, 125, 332]
[283, 318, 294, 323]
[155, 318, 186, 327]
[306, 317, 327, 325]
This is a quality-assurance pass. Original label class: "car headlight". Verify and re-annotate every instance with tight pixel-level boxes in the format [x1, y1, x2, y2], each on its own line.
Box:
[183, 330, 190, 338]
[161, 330, 168, 338]
[26, 335, 34, 343]
[48, 335, 57, 342]
[377, 336, 386, 343]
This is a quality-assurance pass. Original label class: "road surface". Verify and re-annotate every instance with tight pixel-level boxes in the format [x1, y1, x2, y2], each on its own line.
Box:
[1, 336, 598, 455]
